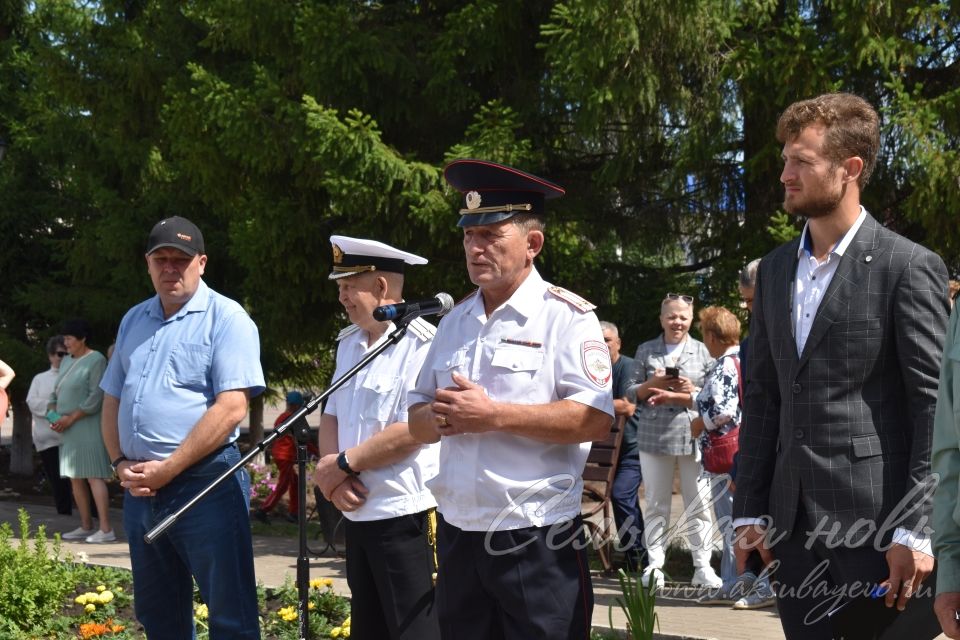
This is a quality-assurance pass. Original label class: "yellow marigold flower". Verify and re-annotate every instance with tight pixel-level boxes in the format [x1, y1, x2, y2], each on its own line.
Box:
[96, 585, 106, 592]
[342, 628, 350, 638]
[308, 602, 316, 610]
[309, 578, 323, 589]
[195, 603, 209, 620]
[343, 616, 351, 627]
[323, 578, 334, 588]
[98, 590, 114, 604]
[84, 603, 96, 613]
[75, 595, 86, 605]
[329, 628, 341, 638]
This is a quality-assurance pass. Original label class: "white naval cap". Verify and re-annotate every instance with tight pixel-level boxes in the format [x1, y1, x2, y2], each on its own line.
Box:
[328, 235, 428, 280]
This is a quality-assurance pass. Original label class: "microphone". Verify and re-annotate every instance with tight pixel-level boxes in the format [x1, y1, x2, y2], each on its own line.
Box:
[373, 293, 455, 322]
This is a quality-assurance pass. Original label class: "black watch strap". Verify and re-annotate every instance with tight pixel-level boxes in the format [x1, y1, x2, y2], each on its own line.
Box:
[336, 451, 358, 476]
[111, 455, 128, 472]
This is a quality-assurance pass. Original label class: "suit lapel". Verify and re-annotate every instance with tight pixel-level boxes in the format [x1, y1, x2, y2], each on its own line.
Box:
[768, 238, 800, 364]
[797, 214, 884, 367]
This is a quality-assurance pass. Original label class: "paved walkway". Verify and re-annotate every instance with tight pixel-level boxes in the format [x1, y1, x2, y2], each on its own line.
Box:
[0, 497, 788, 640]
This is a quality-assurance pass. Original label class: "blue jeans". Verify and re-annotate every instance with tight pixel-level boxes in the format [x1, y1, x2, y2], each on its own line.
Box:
[611, 454, 646, 569]
[710, 474, 736, 585]
[123, 444, 260, 639]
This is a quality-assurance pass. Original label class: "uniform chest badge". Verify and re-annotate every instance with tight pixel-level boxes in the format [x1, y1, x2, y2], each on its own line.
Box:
[581, 340, 611, 388]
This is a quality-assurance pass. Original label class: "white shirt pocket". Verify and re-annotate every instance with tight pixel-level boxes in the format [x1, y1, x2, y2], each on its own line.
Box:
[489, 344, 543, 399]
[359, 373, 401, 423]
[434, 349, 467, 391]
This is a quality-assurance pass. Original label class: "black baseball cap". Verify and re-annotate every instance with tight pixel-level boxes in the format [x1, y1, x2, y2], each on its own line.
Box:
[146, 216, 205, 256]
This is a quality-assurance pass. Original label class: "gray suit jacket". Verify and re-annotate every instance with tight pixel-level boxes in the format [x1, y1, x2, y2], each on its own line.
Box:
[732, 213, 949, 542]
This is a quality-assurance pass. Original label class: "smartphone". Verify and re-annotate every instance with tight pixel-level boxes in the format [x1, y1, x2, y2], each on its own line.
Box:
[46, 410, 61, 423]
[665, 366, 680, 378]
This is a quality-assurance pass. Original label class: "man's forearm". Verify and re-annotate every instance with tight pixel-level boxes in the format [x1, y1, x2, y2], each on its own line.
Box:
[163, 389, 250, 477]
[348, 422, 424, 472]
[490, 400, 611, 444]
[101, 394, 122, 462]
[408, 402, 441, 443]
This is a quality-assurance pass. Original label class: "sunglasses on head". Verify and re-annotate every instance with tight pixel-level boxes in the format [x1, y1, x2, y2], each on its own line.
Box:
[664, 293, 694, 304]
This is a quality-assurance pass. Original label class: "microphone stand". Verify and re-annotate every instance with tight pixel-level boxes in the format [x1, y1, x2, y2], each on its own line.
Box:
[145, 315, 418, 640]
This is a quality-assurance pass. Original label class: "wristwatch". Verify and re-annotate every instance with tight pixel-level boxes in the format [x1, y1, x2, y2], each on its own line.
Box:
[336, 451, 359, 476]
[110, 455, 128, 473]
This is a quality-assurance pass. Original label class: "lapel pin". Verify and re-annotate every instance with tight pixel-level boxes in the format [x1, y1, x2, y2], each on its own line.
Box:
[864, 255, 873, 263]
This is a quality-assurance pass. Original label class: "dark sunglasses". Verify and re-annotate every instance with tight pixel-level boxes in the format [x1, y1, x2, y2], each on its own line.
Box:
[55, 351, 68, 358]
[664, 293, 694, 304]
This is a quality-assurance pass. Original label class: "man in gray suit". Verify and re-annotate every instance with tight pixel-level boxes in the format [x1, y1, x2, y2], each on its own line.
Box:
[732, 92, 949, 639]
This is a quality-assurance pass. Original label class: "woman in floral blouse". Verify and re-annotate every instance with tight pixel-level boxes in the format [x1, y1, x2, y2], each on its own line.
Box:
[693, 306, 775, 609]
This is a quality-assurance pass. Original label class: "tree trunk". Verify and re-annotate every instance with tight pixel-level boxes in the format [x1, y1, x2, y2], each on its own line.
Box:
[9, 399, 34, 476]
[247, 393, 265, 465]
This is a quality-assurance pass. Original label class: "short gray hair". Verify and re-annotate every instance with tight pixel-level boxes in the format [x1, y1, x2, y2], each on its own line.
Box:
[739, 259, 761, 289]
[599, 321, 619, 337]
[46, 335, 65, 355]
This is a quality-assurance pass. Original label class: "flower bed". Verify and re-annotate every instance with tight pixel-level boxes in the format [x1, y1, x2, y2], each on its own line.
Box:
[0, 509, 350, 639]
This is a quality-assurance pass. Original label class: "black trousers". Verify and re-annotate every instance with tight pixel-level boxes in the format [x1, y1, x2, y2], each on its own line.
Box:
[772, 505, 940, 640]
[38, 446, 72, 515]
[344, 511, 439, 640]
[435, 514, 594, 640]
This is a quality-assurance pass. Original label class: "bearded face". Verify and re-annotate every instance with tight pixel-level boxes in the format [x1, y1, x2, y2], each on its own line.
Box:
[780, 125, 847, 219]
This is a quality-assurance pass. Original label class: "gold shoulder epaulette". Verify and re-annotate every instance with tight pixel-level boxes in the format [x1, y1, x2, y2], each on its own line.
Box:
[547, 286, 596, 312]
[336, 324, 361, 341]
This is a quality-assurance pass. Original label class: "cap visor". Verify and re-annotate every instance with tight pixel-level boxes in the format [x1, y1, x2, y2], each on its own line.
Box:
[147, 242, 199, 256]
[457, 211, 518, 228]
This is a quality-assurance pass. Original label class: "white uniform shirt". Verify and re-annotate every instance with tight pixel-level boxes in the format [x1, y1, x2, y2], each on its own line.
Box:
[27, 368, 61, 452]
[324, 317, 439, 522]
[409, 268, 614, 531]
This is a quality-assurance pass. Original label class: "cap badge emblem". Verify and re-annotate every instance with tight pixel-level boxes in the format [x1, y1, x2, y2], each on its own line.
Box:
[465, 191, 482, 210]
[176, 233, 192, 242]
[332, 244, 344, 265]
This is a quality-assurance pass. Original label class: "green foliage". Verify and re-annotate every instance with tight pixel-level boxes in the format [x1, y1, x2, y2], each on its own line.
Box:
[3, 0, 960, 400]
[0, 509, 73, 635]
[766, 211, 801, 245]
[260, 576, 350, 640]
[610, 568, 659, 640]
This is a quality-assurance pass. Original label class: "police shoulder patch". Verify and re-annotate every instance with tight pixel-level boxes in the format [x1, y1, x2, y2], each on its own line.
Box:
[547, 286, 596, 312]
[336, 324, 360, 342]
[581, 340, 612, 388]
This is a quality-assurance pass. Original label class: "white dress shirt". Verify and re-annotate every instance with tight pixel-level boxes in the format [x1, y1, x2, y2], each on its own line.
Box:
[409, 268, 614, 531]
[325, 317, 439, 522]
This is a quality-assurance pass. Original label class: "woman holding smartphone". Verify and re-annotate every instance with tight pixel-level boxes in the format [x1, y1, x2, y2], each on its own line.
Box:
[49, 319, 113, 543]
[627, 293, 718, 589]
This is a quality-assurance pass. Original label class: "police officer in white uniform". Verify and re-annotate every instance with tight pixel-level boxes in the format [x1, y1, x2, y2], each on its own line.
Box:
[312, 236, 440, 640]
[409, 159, 614, 640]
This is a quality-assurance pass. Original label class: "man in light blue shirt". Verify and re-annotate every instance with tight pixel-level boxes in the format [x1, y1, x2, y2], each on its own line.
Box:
[101, 216, 265, 640]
